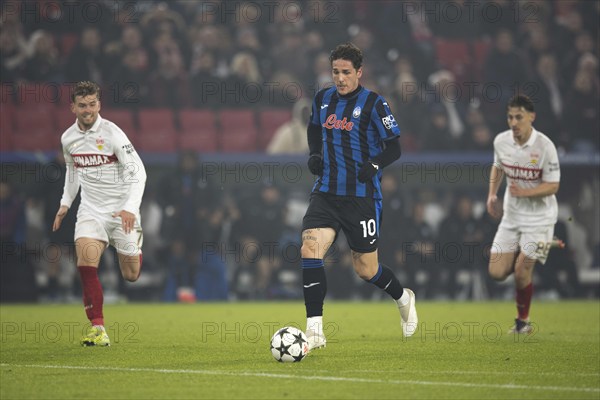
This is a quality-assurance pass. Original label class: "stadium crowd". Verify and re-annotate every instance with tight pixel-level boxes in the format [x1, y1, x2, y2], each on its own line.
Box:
[1, 0, 598, 302]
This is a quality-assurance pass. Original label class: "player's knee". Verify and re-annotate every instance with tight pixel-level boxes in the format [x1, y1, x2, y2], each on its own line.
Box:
[122, 270, 139, 282]
[488, 264, 509, 281]
[300, 242, 318, 259]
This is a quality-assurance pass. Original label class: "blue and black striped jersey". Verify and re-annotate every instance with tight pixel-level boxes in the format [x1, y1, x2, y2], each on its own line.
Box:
[309, 85, 401, 199]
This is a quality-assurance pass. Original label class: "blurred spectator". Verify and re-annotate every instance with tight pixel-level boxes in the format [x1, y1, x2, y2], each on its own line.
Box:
[426, 69, 467, 149]
[312, 51, 334, 91]
[190, 51, 222, 108]
[22, 30, 63, 82]
[147, 35, 191, 108]
[531, 53, 564, 142]
[561, 31, 595, 83]
[158, 151, 219, 301]
[427, 0, 481, 39]
[463, 105, 493, 151]
[563, 70, 600, 152]
[266, 98, 311, 154]
[483, 29, 530, 132]
[0, 23, 28, 83]
[140, 1, 189, 59]
[34, 152, 79, 301]
[0, 180, 36, 302]
[524, 26, 552, 68]
[393, 56, 427, 149]
[224, 51, 263, 107]
[65, 27, 105, 84]
[438, 195, 485, 299]
[271, 28, 310, 84]
[398, 202, 437, 299]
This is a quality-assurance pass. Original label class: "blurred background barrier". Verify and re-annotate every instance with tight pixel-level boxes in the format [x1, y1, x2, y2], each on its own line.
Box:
[1, 156, 598, 302]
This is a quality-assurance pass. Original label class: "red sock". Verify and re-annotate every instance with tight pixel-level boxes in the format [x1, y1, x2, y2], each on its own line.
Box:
[78, 266, 104, 326]
[516, 282, 533, 320]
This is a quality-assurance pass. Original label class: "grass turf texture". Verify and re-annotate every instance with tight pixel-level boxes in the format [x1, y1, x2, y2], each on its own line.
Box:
[1, 301, 599, 399]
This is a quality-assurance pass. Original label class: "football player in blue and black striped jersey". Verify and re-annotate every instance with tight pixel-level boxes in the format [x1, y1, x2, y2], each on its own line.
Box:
[301, 43, 418, 350]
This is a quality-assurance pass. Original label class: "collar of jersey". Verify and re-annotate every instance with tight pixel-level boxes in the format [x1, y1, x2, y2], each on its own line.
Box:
[75, 114, 103, 134]
[337, 85, 363, 99]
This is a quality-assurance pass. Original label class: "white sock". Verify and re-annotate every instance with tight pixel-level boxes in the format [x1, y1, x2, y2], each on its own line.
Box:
[93, 325, 105, 332]
[397, 290, 411, 306]
[306, 316, 323, 335]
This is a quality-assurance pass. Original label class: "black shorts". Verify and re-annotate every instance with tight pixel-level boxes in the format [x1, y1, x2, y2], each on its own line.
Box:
[302, 191, 382, 253]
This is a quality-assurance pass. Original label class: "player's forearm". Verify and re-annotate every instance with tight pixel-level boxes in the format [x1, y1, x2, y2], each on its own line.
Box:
[488, 165, 504, 197]
[371, 138, 401, 168]
[307, 123, 322, 155]
[519, 182, 559, 198]
[123, 160, 147, 213]
[59, 163, 80, 208]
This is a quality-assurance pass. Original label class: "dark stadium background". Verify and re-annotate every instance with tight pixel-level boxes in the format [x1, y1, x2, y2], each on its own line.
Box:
[1, 0, 598, 302]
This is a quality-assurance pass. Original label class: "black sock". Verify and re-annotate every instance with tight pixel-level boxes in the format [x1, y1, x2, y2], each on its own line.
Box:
[302, 258, 326, 317]
[368, 264, 404, 300]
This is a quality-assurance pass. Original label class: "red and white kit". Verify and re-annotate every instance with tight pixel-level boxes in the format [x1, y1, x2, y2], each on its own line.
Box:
[491, 128, 561, 263]
[60, 115, 146, 256]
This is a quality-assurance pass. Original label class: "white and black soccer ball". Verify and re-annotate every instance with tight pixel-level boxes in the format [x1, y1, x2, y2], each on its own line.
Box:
[270, 326, 309, 363]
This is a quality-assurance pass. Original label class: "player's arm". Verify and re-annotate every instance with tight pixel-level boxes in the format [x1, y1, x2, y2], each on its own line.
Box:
[357, 138, 401, 183]
[357, 98, 401, 183]
[307, 92, 324, 175]
[53, 149, 80, 231]
[509, 181, 559, 198]
[486, 164, 504, 218]
[114, 130, 147, 233]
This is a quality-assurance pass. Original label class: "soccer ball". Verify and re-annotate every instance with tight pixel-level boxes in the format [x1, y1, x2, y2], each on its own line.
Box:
[270, 326, 309, 363]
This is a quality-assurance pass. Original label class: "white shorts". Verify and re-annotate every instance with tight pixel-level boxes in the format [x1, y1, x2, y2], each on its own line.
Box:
[74, 213, 143, 256]
[490, 224, 554, 264]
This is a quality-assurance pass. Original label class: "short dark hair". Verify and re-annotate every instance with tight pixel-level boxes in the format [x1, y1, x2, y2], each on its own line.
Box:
[507, 94, 535, 112]
[330, 42, 363, 70]
[71, 81, 100, 103]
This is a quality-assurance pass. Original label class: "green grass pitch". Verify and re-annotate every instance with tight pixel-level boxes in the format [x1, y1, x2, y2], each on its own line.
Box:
[1, 301, 599, 399]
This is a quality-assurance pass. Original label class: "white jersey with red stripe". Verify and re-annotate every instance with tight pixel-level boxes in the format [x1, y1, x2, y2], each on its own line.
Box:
[59, 114, 146, 216]
[493, 127, 560, 230]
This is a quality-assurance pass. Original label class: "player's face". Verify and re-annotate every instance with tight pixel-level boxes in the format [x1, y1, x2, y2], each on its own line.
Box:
[507, 106, 535, 145]
[332, 59, 362, 96]
[71, 94, 101, 131]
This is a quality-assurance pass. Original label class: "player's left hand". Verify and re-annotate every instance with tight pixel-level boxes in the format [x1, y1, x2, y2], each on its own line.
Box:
[357, 161, 379, 183]
[509, 182, 527, 197]
[112, 210, 136, 234]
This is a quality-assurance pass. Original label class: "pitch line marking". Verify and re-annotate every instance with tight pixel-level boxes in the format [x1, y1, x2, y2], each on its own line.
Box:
[313, 369, 600, 378]
[1, 363, 598, 394]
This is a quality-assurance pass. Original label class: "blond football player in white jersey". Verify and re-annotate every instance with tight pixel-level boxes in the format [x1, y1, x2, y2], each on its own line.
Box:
[487, 94, 560, 334]
[52, 81, 147, 346]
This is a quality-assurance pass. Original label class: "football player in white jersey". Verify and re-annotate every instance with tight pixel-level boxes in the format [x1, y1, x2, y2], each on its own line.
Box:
[487, 94, 560, 334]
[52, 81, 147, 346]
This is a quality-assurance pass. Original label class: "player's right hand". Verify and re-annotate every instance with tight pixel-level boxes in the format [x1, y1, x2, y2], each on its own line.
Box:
[52, 205, 69, 232]
[486, 195, 501, 219]
[308, 154, 323, 176]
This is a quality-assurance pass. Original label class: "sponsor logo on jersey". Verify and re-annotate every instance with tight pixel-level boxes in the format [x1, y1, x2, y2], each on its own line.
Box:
[322, 114, 354, 131]
[381, 114, 398, 129]
[352, 106, 361, 118]
[502, 163, 542, 181]
[72, 153, 117, 167]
